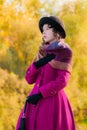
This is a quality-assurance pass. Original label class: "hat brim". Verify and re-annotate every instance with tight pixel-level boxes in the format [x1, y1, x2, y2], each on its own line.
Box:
[39, 17, 66, 38]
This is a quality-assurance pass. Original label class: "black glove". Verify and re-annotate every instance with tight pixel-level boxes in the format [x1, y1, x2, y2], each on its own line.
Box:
[26, 93, 42, 105]
[34, 53, 55, 69]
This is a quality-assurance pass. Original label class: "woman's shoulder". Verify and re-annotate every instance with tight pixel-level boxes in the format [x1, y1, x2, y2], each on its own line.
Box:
[58, 42, 72, 50]
[55, 42, 72, 57]
[54, 42, 72, 64]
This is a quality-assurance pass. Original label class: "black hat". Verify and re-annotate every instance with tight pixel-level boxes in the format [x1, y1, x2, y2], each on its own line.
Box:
[39, 16, 66, 38]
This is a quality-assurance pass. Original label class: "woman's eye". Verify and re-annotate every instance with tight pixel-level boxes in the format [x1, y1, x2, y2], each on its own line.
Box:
[46, 28, 50, 30]
[43, 27, 50, 32]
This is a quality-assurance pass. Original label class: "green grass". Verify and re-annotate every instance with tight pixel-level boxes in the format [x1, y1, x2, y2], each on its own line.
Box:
[79, 119, 87, 125]
[76, 119, 87, 130]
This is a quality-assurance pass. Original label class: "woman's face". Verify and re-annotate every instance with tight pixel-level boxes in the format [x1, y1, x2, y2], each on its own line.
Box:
[42, 24, 57, 43]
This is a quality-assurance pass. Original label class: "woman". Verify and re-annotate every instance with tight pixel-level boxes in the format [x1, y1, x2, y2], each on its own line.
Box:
[16, 16, 76, 130]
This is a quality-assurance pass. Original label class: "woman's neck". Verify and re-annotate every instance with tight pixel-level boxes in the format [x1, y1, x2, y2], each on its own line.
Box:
[49, 39, 59, 44]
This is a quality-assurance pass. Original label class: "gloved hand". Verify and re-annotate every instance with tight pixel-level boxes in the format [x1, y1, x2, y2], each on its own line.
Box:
[34, 53, 55, 69]
[26, 93, 42, 105]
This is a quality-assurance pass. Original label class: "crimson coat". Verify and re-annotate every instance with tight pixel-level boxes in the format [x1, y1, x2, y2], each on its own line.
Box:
[16, 42, 76, 130]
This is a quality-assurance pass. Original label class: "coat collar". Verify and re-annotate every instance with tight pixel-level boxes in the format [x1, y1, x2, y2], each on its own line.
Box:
[44, 41, 70, 52]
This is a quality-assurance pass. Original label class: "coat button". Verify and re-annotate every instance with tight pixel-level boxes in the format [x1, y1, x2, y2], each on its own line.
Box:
[28, 71, 30, 74]
[37, 84, 39, 87]
[51, 91, 56, 94]
[51, 91, 54, 94]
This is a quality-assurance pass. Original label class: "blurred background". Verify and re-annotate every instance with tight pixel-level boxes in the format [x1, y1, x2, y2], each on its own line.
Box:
[0, 0, 87, 130]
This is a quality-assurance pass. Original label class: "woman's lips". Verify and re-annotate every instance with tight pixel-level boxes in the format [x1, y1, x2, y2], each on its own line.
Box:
[43, 35, 47, 39]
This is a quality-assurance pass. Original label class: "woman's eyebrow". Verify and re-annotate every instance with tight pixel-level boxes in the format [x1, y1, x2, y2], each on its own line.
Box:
[43, 26, 49, 30]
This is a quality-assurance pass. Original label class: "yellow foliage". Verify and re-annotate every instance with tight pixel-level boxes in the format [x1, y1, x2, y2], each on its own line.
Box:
[0, 0, 87, 130]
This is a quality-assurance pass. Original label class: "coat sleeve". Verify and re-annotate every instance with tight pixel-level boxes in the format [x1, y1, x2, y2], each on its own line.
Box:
[39, 70, 70, 98]
[25, 62, 40, 84]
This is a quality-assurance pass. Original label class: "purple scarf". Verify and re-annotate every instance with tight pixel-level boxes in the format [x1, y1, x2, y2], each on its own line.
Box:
[33, 41, 72, 73]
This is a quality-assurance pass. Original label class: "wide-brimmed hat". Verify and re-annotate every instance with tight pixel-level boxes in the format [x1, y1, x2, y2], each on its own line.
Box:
[39, 16, 66, 38]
